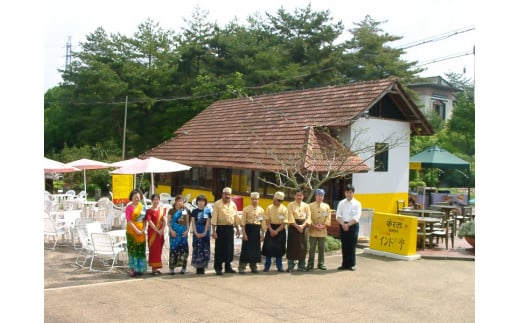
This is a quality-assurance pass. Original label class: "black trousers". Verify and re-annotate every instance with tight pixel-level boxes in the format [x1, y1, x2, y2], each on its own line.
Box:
[213, 225, 234, 271]
[340, 222, 359, 268]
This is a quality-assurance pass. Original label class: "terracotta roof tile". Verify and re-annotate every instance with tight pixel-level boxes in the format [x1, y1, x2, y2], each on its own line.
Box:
[143, 78, 432, 171]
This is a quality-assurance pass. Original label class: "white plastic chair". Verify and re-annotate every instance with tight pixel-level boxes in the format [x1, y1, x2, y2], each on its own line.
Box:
[73, 217, 94, 250]
[44, 218, 68, 250]
[89, 232, 126, 272]
[86, 222, 103, 240]
[159, 193, 172, 205]
[65, 190, 76, 200]
[92, 197, 111, 224]
[75, 225, 94, 267]
[77, 190, 86, 199]
[102, 208, 119, 231]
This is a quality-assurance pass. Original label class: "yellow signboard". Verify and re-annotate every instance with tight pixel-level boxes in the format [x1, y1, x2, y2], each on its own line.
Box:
[112, 174, 134, 205]
[409, 161, 422, 170]
[369, 212, 417, 256]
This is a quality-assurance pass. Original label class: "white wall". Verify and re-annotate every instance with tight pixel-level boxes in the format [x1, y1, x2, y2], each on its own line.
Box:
[339, 118, 410, 194]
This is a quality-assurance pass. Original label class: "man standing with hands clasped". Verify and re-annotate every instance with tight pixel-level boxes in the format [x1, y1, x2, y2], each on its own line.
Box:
[306, 188, 331, 271]
[212, 187, 240, 275]
[335, 184, 362, 271]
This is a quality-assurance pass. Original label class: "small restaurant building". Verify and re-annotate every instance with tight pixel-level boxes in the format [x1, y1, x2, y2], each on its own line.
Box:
[142, 77, 433, 214]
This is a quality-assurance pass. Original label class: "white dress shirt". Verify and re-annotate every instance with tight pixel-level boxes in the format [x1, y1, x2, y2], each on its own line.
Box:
[336, 197, 362, 223]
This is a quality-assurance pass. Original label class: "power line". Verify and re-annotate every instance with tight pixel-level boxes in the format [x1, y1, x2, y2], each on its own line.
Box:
[397, 26, 475, 50]
[417, 49, 474, 67]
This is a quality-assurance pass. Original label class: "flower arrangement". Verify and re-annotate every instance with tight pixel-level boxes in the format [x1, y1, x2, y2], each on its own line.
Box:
[457, 220, 475, 239]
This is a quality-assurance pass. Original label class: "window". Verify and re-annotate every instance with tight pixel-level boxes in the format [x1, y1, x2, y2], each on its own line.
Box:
[431, 96, 447, 120]
[231, 169, 252, 194]
[255, 171, 279, 197]
[374, 143, 389, 172]
[183, 167, 213, 189]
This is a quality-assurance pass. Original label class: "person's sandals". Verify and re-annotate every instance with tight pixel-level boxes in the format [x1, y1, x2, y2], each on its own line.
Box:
[152, 270, 162, 275]
[127, 270, 136, 277]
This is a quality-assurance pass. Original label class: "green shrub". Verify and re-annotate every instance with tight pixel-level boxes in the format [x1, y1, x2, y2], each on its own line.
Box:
[325, 236, 341, 252]
[306, 235, 341, 252]
[409, 180, 426, 192]
[457, 221, 475, 238]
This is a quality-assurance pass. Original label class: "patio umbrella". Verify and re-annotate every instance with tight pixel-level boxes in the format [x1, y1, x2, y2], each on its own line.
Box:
[409, 145, 471, 203]
[44, 157, 80, 173]
[66, 158, 111, 197]
[410, 145, 470, 170]
[111, 157, 191, 194]
[109, 157, 141, 168]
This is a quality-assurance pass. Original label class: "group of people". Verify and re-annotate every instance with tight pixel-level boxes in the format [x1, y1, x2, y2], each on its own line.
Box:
[124, 190, 212, 277]
[124, 184, 362, 277]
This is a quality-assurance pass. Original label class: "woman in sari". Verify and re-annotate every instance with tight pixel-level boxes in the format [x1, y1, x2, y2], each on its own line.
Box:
[125, 189, 148, 277]
[190, 194, 212, 274]
[146, 194, 166, 275]
[167, 195, 190, 275]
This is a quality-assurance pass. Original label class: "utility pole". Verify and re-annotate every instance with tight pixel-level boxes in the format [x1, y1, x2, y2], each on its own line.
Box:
[65, 36, 72, 72]
[122, 96, 128, 160]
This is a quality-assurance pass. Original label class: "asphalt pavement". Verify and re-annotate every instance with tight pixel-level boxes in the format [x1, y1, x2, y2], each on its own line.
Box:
[44, 243, 475, 322]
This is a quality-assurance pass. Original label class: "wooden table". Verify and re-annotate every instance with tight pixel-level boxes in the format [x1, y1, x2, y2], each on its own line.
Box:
[398, 208, 444, 218]
[417, 217, 441, 249]
[429, 204, 459, 215]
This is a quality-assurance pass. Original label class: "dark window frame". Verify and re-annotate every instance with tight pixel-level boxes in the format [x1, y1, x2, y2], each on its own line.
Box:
[374, 142, 389, 172]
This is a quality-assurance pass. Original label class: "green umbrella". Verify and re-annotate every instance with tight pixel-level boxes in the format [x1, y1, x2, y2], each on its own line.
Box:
[410, 145, 469, 170]
[410, 145, 471, 204]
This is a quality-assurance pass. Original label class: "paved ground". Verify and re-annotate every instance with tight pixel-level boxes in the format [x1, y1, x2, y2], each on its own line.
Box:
[44, 238, 475, 322]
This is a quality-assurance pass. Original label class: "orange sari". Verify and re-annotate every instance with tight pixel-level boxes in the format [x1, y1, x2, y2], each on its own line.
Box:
[126, 202, 147, 272]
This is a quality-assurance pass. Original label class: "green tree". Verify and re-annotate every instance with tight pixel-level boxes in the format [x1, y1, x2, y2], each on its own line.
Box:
[45, 4, 432, 179]
[344, 15, 424, 84]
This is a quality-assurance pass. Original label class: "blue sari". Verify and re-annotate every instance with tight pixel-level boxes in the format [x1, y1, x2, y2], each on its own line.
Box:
[169, 209, 189, 270]
[190, 207, 211, 269]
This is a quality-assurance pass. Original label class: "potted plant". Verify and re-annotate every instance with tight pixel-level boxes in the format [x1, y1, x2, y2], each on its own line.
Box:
[457, 220, 475, 248]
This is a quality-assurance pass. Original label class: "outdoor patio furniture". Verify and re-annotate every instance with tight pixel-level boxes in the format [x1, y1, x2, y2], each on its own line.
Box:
[432, 213, 456, 249]
[416, 217, 439, 249]
[75, 224, 94, 268]
[89, 232, 126, 272]
[44, 217, 68, 250]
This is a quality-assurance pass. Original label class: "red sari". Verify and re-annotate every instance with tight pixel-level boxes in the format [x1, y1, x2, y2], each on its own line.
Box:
[146, 207, 166, 270]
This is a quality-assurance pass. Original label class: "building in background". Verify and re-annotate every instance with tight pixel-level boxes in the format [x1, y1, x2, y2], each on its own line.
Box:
[143, 78, 434, 214]
[408, 76, 461, 121]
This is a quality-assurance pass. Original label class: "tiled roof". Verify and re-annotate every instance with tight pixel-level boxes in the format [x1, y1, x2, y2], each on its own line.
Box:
[143, 78, 432, 171]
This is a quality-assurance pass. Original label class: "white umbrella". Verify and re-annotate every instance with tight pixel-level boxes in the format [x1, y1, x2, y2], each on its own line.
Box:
[44, 157, 80, 173]
[111, 157, 191, 194]
[66, 158, 111, 197]
[109, 157, 141, 168]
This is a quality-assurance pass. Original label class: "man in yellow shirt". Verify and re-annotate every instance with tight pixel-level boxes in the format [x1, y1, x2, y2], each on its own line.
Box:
[211, 187, 240, 275]
[306, 188, 331, 270]
[261, 191, 288, 272]
[238, 192, 265, 274]
[286, 189, 311, 272]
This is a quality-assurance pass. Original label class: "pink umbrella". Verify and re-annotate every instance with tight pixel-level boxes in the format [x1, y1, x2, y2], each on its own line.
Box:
[111, 157, 191, 194]
[109, 157, 141, 168]
[66, 158, 111, 197]
[44, 157, 80, 173]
